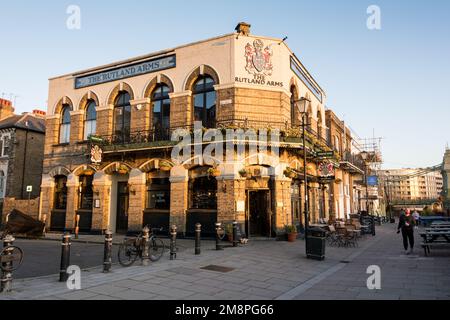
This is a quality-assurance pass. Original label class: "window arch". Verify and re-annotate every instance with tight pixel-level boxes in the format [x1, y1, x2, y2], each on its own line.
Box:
[114, 91, 131, 142]
[151, 84, 170, 139]
[317, 110, 323, 139]
[290, 86, 298, 127]
[193, 76, 216, 128]
[59, 105, 71, 144]
[84, 100, 97, 140]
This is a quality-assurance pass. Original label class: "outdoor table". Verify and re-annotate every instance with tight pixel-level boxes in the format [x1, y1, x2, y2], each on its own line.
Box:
[419, 229, 450, 243]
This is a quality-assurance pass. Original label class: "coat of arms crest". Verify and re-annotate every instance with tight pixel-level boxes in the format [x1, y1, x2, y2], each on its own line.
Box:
[90, 145, 103, 164]
[245, 39, 273, 76]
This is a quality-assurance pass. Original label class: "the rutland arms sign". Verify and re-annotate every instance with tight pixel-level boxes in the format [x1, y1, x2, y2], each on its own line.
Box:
[235, 39, 283, 88]
[75, 55, 176, 89]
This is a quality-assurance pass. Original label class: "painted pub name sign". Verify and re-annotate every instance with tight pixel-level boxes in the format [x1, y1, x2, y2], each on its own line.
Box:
[75, 54, 176, 89]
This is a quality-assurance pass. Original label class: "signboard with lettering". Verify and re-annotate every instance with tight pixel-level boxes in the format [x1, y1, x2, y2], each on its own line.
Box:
[75, 54, 176, 89]
[367, 176, 378, 186]
[316, 151, 334, 159]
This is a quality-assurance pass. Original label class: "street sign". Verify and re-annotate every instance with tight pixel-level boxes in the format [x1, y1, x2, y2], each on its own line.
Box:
[26, 185, 32, 193]
[316, 151, 334, 159]
[367, 176, 378, 186]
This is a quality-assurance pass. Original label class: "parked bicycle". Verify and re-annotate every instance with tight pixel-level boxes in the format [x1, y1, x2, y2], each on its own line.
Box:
[118, 227, 165, 267]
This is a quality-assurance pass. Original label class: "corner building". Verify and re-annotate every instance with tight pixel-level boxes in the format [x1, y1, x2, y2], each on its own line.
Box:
[41, 23, 339, 237]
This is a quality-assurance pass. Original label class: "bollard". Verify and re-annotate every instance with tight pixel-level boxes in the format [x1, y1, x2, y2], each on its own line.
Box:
[0, 235, 15, 293]
[215, 222, 223, 250]
[59, 233, 71, 282]
[195, 223, 201, 255]
[103, 230, 113, 273]
[74, 215, 80, 239]
[232, 221, 238, 247]
[142, 226, 150, 266]
[170, 225, 177, 260]
[42, 214, 47, 235]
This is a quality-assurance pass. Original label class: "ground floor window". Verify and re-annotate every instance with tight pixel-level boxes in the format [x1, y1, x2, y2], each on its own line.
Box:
[146, 177, 170, 210]
[78, 175, 94, 210]
[189, 176, 217, 210]
[54, 175, 67, 210]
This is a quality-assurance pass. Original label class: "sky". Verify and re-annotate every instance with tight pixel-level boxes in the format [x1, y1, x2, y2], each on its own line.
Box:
[0, 0, 449, 169]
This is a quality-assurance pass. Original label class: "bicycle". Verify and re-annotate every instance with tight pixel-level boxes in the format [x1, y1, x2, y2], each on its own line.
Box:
[118, 227, 165, 267]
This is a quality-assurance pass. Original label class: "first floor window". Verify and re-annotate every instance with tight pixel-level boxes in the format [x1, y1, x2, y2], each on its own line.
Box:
[60, 106, 71, 144]
[0, 170, 5, 198]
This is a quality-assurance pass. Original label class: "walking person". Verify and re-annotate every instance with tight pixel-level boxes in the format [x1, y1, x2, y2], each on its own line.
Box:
[412, 210, 420, 229]
[397, 209, 415, 254]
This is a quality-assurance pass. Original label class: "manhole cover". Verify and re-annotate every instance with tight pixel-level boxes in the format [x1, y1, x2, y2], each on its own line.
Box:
[201, 265, 234, 273]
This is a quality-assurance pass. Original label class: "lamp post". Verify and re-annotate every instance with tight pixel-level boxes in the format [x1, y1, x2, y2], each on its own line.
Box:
[385, 170, 392, 221]
[360, 151, 369, 215]
[295, 97, 311, 257]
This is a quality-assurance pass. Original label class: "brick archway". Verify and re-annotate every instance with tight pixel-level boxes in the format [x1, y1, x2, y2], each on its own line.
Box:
[143, 75, 174, 98]
[184, 65, 220, 91]
[54, 97, 74, 115]
[107, 82, 135, 106]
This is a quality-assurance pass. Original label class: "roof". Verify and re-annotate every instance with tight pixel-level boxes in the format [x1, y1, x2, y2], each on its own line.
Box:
[0, 113, 46, 133]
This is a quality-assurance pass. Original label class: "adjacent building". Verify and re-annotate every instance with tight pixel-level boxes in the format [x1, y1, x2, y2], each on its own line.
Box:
[41, 23, 370, 236]
[0, 98, 46, 222]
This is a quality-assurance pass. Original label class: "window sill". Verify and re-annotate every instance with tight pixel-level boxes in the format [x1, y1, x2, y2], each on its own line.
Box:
[76, 141, 89, 145]
[53, 143, 70, 147]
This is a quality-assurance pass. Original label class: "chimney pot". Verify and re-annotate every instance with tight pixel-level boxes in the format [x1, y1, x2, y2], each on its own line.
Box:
[235, 22, 251, 36]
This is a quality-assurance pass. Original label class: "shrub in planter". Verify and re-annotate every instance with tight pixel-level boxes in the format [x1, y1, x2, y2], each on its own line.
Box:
[207, 167, 221, 177]
[285, 225, 298, 242]
[238, 169, 248, 178]
[283, 168, 296, 179]
[159, 160, 172, 171]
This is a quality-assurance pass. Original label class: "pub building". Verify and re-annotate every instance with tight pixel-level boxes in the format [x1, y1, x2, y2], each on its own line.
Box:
[40, 23, 362, 237]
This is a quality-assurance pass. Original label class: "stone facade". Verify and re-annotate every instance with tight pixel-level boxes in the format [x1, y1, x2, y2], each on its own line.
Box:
[41, 23, 366, 237]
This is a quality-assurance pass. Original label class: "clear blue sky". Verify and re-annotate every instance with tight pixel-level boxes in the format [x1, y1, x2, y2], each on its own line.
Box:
[1, 0, 449, 169]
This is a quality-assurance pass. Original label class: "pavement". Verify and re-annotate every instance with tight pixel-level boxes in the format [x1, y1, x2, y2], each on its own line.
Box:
[1, 224, 449, 300]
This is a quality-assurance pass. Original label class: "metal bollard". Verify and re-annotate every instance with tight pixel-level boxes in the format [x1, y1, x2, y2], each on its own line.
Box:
[195, 223, 201, 255]
[59, 233, 71, 282]
[232, 221, 238, 247]
[1, 235, 15, 293]
[215, 222, 223, 250]
[142, 226, 150, 266]
[103, 230, 113, 273]
[170, 225, 177, 260]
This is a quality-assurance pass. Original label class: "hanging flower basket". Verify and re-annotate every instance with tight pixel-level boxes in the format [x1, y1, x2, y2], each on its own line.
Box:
[159, 161, 172, 172]
[116, 165, 129, 175]
[207, 167, 221, 177]
[238, 169, 249, 178]
[82, 168, 95, 176]
[283, 168, 296, 179]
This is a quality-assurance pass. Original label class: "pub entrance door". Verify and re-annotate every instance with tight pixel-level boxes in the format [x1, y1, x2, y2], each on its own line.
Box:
[116, 182, 129, 233]
[246, 190, 271, 238]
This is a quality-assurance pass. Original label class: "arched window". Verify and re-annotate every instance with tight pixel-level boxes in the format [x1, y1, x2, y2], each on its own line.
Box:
[84, 100, 97, 140]
[290, 86, 298, 126]
[0, 170, 5, 198]
[59, 105, 71, 144]
[317, 110, 323, 139]
[152, 84, 170, 140]
[114, 92, 131, 142]
[193, 76, 216, 128]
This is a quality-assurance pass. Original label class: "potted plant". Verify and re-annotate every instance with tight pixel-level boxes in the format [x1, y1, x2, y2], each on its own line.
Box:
[159, 160, 172, 172]
[285, 225, 298, 242]
[238, 168, 248, 178]
[283, 167, 296, 179]
[207, 167, 221, 177]
[82, 168, 95, 176]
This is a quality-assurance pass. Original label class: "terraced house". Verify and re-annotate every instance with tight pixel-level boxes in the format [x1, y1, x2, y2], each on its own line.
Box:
[41, 23, 360, 237]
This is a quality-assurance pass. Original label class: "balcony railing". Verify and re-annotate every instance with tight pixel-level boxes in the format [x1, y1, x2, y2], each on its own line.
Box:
[92, 118, 334, 153]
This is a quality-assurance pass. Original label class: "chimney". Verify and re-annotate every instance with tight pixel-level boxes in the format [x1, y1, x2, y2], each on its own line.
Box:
[235, 22, 251, 36]
[32, 109, 46, 118]
[0, 98, 15, 121]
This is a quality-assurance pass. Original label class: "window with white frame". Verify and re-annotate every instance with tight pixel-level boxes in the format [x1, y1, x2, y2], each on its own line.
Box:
[84, 100, 97, 140]
[59, 105, 71, 144]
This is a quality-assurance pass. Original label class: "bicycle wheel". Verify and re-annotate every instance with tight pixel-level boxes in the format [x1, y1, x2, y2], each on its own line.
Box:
[118, 240, 139, 267]
[149, 237, 165, 262]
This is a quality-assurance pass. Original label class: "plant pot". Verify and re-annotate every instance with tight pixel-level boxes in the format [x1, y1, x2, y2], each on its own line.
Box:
[82, 169, 95, 176]
[287, 232, 297, 242]
[159, 166, 171, 172]
[117, 169, 128, 175]
[209, 169, 221, 177]
[239, 171, 248, 178]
